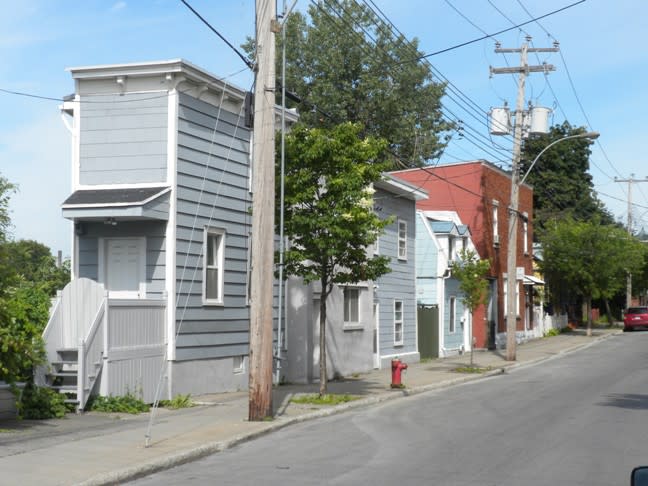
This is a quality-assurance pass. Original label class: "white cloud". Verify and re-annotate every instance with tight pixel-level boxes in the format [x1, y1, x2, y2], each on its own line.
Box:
[111, 2, 127, 12]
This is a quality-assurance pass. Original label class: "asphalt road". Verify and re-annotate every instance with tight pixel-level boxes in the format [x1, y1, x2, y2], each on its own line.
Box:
[130, 332, 648, 485]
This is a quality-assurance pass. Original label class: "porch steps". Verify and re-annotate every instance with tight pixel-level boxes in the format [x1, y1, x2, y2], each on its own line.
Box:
[45, 348, 82, 409]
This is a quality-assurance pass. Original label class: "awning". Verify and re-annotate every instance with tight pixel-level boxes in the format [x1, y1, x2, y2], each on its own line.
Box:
[62, 186, 171, 221]
[523, 274, 545, 285]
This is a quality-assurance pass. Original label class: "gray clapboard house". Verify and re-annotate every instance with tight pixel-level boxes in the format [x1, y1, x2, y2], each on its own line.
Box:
[283, 175, 426, 384]
[39, 59, 294, 410]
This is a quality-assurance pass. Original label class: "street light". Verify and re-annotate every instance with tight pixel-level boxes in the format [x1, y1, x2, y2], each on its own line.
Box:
[505, 130, 600, 361]
[519, 131, 600, 186]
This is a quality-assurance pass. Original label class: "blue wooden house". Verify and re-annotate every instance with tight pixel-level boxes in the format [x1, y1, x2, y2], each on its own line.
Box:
[283, 175, 427, 383]
[38, 59, 300, 410]
[416, 210, 476, 357]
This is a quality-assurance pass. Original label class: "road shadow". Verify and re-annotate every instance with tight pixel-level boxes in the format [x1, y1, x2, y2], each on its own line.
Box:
[598, 393, 648, 410]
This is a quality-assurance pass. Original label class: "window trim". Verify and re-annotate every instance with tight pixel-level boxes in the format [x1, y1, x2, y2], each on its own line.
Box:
[394, 300, 404, 346]
[449, 296, 456, 333]
[203, 227, 226, 306]
[397, 219, 407, 260]
[343, 286, 361, 328]
[492, 200, 499, 245]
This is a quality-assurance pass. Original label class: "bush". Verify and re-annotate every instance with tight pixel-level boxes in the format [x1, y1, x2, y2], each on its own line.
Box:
[158, 393, 193, 409]
[87, 392, 150, 414]
[18, 382, 68, 419]
[544, 328, 561, 337]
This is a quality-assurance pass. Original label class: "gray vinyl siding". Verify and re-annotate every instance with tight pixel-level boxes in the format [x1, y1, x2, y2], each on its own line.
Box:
[79, 93, 168, 185]
[76, 221, 167, 297]
[375, 188, 418, 356]
[174, 93, 252, 362]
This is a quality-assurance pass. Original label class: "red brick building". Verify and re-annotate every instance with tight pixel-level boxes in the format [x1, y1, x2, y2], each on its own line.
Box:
[392, 161, 535, 349]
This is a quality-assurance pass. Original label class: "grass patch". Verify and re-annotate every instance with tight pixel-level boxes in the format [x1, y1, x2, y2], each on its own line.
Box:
[158, 393, 193, 410]
[453, 365, 492, 374]
[290, 393, 360, 406]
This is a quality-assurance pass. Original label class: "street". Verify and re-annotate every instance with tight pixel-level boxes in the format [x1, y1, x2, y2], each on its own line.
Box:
[131, 332, 648, 485]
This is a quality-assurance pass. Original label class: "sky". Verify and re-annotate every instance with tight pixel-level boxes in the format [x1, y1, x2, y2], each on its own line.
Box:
[1, 0, 646, 257]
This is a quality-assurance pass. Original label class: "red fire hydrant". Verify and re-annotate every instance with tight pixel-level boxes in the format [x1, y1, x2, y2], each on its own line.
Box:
[391, 358, 408, 388]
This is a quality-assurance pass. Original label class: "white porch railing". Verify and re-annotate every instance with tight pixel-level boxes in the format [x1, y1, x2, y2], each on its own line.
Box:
[39, 279, 166, 411]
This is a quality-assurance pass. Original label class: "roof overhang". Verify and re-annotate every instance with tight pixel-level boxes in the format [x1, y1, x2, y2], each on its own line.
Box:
[62, 186, 171, 222]
[524, 274, 545, 285]
[375, 173, 428, 201]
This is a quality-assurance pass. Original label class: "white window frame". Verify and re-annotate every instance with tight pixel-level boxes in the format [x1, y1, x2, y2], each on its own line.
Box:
[449, 296, 456, 333]
[492, 200, 499, 245]
[522, 212, 529, 255]
[233, 355, 245, 374]
[394, 300, 404, 345]
[203, 227, 226, 306]
[397, 220, 407, 260]
[343, 286, 361, 328]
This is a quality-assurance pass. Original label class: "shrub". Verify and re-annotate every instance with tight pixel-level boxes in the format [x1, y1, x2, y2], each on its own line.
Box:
[18, 382, 68, 419]
[158, 393, 193, 410]
[88, 392, 150, 414]
[544, 328, 561, 337]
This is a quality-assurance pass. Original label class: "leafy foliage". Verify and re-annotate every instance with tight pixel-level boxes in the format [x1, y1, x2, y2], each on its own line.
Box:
[88, 393, 150, 414]
[246, 0, 453, 167]
[0, 174, 70, 386]
[520, 122, 613, 232]
[18, 382, 68, 419]
[158, 393, 194, 409]
[450, 249, 491, 314]
[540, 217, 644, 333]
[279, 122, 393, 395]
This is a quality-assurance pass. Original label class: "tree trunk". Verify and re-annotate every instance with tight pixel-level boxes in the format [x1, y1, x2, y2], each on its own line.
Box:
[603, 298, 614, 327]
[586, 295, 592, 337]
[319, 278, 328, 396]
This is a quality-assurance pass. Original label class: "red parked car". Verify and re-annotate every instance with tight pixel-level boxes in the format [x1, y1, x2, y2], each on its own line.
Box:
[623, 307, 648, 332]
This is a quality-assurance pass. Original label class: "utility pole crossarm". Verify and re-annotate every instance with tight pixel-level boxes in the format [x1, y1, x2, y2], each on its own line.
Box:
[495, 47, 559, 54]
[491, 65, 555, 75]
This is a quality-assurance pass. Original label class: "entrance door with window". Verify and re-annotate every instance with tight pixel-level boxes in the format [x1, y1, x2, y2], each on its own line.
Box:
[102, 237, 145, 298]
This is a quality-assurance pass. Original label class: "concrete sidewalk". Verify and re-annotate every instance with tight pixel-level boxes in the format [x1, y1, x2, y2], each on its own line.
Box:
[0, 329, 619, 486]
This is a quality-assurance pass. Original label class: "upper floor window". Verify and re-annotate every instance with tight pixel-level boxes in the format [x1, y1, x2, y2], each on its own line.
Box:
[397, 220, 407, 260]
[492, 200, 500, 246]
[203, 227, 225, 305]
[522, 212, 529, 255]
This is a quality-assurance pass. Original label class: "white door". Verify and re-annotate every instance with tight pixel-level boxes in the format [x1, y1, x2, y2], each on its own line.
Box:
[103, 238, 145, 298]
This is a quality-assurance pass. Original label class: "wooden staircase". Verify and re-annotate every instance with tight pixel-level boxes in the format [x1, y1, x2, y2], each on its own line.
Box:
[44, 347, 102, 411]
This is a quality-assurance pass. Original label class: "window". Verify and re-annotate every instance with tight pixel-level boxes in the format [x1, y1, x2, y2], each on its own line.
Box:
[343, 287, 360, 326]
[449, 296, 456, 333]
[397, 220, 407, 260]
[203, 227, 225, 305]
[449, 236, 456, 261]
[492, 200, 499, 245]
[233, 355, 245, 374]
[394, 300, 404, 345]
[522, 212, 529, 255]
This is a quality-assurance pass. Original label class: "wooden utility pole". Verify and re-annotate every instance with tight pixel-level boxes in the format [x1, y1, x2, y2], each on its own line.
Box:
[614, 174, 648, 309]
[249, 0, 276, 421]
[490, 37, 557, 361]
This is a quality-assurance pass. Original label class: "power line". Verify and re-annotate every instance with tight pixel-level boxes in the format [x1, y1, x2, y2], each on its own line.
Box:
[180, 0, 254, 71]
[404, 0, 586, 62]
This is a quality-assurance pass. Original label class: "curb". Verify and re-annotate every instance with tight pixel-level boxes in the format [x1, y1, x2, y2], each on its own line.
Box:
[76, 331, 619, 485]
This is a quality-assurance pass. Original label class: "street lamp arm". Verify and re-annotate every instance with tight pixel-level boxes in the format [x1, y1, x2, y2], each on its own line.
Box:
[519, 131, 599, 186]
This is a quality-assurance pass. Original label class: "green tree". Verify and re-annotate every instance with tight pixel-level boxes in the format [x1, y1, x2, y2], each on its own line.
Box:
[541, 218, 644, 335]
[279, 122, 392, 395]
[5, 240, 70, 296]
[520, 122, 613, 232]
[246, 0, 454, 167]
[450, 249, 491, 366]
